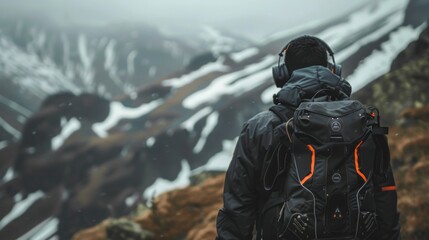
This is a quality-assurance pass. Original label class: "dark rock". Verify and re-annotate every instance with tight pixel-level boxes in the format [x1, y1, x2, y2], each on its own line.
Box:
[352, 26, 429, 126]
[73, 93, 110, 123]
[404, 0, 429, 27]
[106, 219, 153, 240]
[186, 52, 217, 72]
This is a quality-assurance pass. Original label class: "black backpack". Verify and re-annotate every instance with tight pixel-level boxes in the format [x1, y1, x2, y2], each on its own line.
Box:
[261, 95, 390, 240]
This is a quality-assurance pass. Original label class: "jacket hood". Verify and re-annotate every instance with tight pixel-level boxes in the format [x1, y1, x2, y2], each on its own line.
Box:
[276, 65, 352, 108]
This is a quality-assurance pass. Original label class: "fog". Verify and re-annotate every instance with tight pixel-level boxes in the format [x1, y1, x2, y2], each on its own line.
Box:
[0, 0, 371, 40]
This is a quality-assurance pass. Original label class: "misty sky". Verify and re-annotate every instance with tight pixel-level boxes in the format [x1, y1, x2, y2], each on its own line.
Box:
[0, 0, 372, 40]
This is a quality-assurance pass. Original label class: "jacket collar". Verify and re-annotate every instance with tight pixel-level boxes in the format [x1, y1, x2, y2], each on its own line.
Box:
[276, 66, 352, 108]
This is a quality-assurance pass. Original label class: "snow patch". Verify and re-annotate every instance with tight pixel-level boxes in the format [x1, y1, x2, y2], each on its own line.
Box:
[0, 141, 7, 150]
[335, 10, 406, 62]
[125, 194, 139, 207]
[2, 167, 15, 183]
[0, 191, 45, 230]
[17, 218, 59, 240]
[162, 57, 228, 88]
[261, 85, 278, 104]
[60, 33, 72, 76]
[0, 95, 32, 117]
[78, 34, 93, 68]
[104, 39, 123, 88]
[229, 68, 273, 96]
[78, 34, 95, 89]
[0, 116, 21, 140]
[183, 55, 276, 109]
[348, 23, 427, 92]
[14, 193, 23, 202]
[200, 26, 237, 55]
[17, 116, 27, 124]
[146, 137, 156, 147]
[51, 118, 81, 151]
[180, 106, 213, 132]
[148, 66, 157, 78]
[193, 111, 219, 154]
[0, 35, 79, 98]
[317, 0, 409, 49]
[92, 99, 163, 137]
[192, 138, 238, 173]
[230, 48, 259, 63]
[127, 50, 138, 75]
[143, 160, 191, 200]
[104, 39, 116, 70]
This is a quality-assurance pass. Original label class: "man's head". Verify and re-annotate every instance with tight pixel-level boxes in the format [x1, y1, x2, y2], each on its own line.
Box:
[272, 35, 341, 88]
[284, 35, 328, 74]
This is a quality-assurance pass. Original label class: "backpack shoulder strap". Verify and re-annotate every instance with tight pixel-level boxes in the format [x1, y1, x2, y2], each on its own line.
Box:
[263, 104, 294, 192]
[269, 104, 294, 122]
[367, 107, 390, 177]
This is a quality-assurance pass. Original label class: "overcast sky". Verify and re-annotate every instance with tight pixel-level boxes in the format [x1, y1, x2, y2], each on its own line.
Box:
[0, 0, 372, 40]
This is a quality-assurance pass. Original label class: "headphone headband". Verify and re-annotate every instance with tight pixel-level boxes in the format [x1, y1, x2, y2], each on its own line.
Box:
[272, 36, 342, 89]
[313, 37, 336, 66]
[279, 36, 335, 60]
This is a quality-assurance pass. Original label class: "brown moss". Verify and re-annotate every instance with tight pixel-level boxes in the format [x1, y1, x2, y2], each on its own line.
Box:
[133, 174, 224, 240]
[73, 174, 225, 240]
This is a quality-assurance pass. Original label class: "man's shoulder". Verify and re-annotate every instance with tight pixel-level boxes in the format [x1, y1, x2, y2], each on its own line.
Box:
[245, 110, 282, 131]
[251, 110, 275, 119]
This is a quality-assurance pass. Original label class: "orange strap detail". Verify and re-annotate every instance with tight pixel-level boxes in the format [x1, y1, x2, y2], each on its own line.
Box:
[381, 186, 397, 191]
[354, 141, 367, 182]
[301, 145, 316, 185]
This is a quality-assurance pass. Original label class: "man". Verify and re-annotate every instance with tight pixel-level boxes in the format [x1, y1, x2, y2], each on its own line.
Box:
[215, 35, 400, 239]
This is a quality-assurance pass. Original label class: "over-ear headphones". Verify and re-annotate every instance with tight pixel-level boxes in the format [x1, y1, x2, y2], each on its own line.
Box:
[272, 36, 342, 88]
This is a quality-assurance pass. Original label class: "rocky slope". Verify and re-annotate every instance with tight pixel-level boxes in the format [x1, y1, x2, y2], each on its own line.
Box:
[73, 173, 225, 240]
[391, 108, 429, 239]
[353, 26, 429, 125]
[352, 24, 429, 239]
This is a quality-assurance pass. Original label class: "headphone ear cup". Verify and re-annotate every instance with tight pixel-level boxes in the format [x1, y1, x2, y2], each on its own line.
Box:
[272, 63, 290, 88]
[334, 64, 342, 77]
[327, 63, 342, 77]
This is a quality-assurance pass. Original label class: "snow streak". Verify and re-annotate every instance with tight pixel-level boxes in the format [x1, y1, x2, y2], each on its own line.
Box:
[183, 55, 276, 109]
[0, 116, 21, 139]
[192, 138, 238, 173]
[143, 160, 191, 200]
[180, 106, 213, 132]
[92, 99, 163, 137]
[230, 48, 259, 63]
[193, 111, 219, 154]
[17, 218, 59, 240]
[51, 118, 81, 151]
[348, 23, 427, 92]
[162, 58, 228, 88]
[0, 191, 45, 230]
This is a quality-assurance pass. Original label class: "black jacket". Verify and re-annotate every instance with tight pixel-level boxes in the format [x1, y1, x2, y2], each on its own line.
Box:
[216, 66, 400, 240]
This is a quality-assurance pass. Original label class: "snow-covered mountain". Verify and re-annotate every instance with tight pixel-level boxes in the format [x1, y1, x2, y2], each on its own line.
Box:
[0, 17, 252, 143]
[0, 0, 428, 239]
